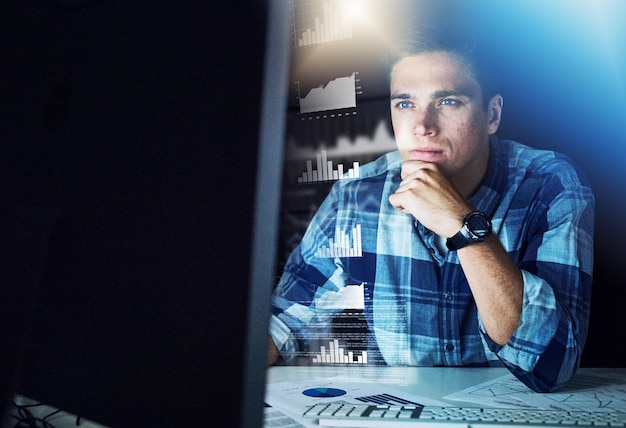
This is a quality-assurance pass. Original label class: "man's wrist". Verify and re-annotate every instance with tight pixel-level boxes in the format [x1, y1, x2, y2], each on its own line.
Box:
[446, 211, 492, 251]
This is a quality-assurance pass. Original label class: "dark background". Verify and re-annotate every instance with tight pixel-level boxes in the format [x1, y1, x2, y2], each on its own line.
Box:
[476, 0, 626, 367]
[1, 0, 271, 426]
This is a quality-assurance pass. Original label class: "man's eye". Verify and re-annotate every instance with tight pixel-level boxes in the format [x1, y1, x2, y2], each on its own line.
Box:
[395, 100, 413, 109]
[440, 98, 460, 107]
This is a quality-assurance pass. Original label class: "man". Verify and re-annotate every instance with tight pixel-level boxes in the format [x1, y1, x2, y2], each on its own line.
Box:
[267, 26, 594, 393]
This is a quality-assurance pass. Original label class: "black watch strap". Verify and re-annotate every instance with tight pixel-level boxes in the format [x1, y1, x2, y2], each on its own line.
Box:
[446, 211, 492, 251]
[446, 230, 472, 251]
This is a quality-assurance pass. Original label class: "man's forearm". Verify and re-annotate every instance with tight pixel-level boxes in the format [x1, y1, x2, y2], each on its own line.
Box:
[457, 234, 524, 345]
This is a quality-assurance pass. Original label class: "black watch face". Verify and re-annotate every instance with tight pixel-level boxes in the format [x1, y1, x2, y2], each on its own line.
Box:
[467, 213, 491, 238]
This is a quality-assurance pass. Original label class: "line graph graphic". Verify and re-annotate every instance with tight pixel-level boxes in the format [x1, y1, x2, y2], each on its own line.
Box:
[297, 72, 357, 113]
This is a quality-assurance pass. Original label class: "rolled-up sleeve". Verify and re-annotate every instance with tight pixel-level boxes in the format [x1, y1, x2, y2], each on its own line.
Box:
[482, 163, 594, 392]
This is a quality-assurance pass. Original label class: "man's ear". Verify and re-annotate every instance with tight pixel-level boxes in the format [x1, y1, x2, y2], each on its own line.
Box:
[487, 94, 503, 134]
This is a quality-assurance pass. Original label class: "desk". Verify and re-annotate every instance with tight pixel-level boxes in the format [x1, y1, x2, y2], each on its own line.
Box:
[268, 366, 508, 403]
[268, 366, 625, 404]
[265, 366, 626, 426]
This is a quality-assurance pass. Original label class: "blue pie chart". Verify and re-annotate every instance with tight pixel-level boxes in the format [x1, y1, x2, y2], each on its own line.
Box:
[302, 387, 347, 398]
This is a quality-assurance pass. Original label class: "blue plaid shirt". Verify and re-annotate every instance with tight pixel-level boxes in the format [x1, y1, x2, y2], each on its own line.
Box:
[270, 137, 594, 392]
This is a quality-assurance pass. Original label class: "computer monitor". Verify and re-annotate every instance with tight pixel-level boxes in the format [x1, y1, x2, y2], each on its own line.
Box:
[2, 0, 289, 427]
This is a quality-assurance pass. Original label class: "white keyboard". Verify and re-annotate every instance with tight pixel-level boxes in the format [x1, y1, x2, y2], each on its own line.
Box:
[302, 402, 626, 427]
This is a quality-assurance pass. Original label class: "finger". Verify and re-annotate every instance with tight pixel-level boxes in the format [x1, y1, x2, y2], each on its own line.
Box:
[400, 160, 438, 180]
[389, 186, 422, 214]
[398, 167, 437, 189]
[395, 176, 423, 195]
[388, 192, 410, 213]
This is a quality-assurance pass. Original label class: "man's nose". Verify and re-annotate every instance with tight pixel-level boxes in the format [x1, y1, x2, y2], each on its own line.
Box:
[413, 106, 438, 137]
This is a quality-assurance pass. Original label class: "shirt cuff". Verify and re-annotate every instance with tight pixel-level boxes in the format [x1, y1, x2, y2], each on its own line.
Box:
[268, 314, 298, 362]
[480, 270, 557, 364]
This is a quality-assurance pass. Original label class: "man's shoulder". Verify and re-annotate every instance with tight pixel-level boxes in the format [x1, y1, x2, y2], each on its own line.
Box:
[358, 150, 402, 179]
[497, 139, 584, 178]
[320, 151, 401, 209]
[310, 151, 401, 228]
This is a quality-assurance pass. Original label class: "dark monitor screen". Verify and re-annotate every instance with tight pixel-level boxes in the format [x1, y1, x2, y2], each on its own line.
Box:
[2, 0, 290, 427]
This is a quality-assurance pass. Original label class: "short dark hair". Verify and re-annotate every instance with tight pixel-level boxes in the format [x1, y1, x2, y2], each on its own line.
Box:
[385, 17, 499, 110]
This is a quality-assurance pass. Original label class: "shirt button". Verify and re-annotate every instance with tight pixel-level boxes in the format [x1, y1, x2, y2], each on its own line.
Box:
[445, 343, 455, 352]
[444, 292, 453, 301]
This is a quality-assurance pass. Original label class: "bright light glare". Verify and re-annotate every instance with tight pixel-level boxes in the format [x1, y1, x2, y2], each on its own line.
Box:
[342, 0, 365, 20]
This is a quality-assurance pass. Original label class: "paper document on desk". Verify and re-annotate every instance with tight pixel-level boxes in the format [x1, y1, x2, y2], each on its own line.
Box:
[264, 406, 308, 428]
[265, 376, 447, 427]
[444, 372, 626, 412]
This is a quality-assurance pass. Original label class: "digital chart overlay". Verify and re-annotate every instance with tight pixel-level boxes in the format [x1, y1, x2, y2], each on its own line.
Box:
[297, 72, 358, 114]
[297, 150, 360, 184]
[291, 0, 354, 47]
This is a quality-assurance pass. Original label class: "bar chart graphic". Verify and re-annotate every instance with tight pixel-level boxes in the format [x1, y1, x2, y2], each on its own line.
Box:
[292, 0, 354, 47]
[311, 339, 368, 365]
[297, 150, 359, 183]
[317, 224, 362, 258]
[297, 72, 357, 114]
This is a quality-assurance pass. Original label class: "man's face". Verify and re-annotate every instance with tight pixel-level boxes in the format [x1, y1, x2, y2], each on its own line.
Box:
[390, 51, 500, 183]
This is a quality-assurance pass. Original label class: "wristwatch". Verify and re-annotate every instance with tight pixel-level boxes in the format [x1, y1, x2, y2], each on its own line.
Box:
[446, 211, 492, 251]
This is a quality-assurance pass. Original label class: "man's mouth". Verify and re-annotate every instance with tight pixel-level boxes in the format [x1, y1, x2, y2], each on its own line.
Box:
[408, 149, 445, 162]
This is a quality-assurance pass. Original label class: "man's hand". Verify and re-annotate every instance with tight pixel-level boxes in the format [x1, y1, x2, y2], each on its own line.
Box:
[388, 161, 471, 237]
[267, 337, 279, 366]
[390, 161, 523, 346]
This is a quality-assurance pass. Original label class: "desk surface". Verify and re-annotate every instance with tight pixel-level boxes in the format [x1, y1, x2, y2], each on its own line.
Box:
[9, 367, 625, 428]
[267, 366, 625, 405]
[265, 366, 626, 427]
